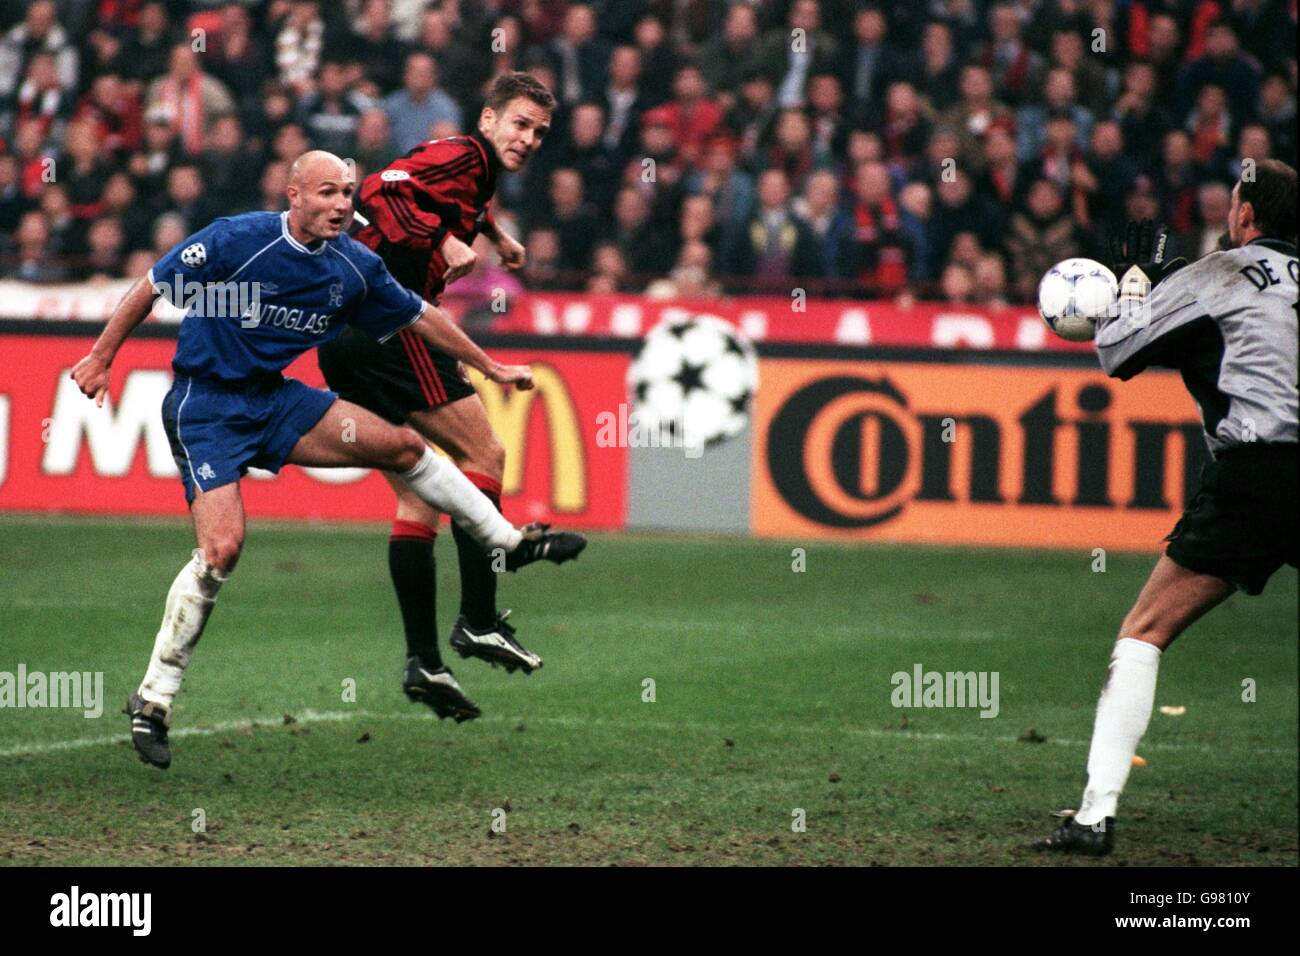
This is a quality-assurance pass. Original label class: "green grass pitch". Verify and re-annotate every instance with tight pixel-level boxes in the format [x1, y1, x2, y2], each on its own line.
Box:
[1, 515, 1295, 866]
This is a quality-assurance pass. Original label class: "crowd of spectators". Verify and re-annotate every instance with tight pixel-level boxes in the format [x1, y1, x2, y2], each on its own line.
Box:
[0, 0, 1295, 306]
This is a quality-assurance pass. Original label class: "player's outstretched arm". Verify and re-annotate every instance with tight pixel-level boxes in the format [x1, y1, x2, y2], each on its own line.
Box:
[409, 301, 534, 390]
[71, 277, 159, 407]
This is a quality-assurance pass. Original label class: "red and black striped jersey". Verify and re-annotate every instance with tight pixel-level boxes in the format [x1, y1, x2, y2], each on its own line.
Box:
[355, 129, 502, 301]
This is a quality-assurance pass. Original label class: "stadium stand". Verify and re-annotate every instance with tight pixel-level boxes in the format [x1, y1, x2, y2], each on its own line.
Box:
[0, 0, 1295, 303]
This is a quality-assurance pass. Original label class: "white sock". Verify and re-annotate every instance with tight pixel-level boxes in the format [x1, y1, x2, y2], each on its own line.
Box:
[139, 550, 227, 709]
[399, 448, 521, 551]
[1075, 637, 1162, 826]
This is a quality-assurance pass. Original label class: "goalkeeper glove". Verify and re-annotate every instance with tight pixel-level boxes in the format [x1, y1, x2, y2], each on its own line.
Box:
[1108, 219, 1187, 300]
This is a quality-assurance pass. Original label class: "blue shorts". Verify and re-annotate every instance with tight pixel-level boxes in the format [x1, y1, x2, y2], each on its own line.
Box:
[161, 374, 337, 503]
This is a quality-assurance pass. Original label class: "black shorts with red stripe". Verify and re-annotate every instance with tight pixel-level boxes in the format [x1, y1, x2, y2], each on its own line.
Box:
[317, 323, 476, 425]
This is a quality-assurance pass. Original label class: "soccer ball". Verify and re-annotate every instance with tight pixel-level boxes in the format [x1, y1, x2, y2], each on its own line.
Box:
[627, 314, 759, 449]
[1037, 258, 1118, 341]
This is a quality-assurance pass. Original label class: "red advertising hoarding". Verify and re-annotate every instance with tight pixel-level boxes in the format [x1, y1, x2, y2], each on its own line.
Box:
[0, 333, 628, 529]
[490, 293, 1094, 351]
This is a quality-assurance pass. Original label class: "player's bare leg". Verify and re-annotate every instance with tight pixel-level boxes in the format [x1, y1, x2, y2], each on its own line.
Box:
[406, 398, 504, 596]
[406, 396, 586, 575]
[293, 400, 579, 676]
[287, 400, 583, 566]
[409, 394, 505, 487]
[1116, 556, 1235, 652]
[1034, 557, 1233, 853]
[128, 482, 244, 768]
[286, 399, 523, 551]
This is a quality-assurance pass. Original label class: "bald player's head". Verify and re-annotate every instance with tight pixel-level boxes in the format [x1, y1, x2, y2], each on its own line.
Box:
[288, 149, 349, 187]
[286, 150, 355, 244]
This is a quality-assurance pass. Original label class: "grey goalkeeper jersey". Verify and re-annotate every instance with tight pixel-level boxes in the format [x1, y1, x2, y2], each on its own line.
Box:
[1095, 237, 1298, 455]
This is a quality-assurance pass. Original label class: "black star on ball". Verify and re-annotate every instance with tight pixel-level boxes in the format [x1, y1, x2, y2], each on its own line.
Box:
[672, 360, 707, 395]
[665, 321, 693, 339]
[729, 389, 752, 415]
[723, 335, 748, 358]
[633, 379, 649, 403]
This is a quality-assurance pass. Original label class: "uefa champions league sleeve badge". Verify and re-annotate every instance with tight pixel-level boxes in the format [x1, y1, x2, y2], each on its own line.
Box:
[180, 243, 207, 268]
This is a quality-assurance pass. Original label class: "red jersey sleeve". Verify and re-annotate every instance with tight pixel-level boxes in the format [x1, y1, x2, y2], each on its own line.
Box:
[358, 139, 487, 252]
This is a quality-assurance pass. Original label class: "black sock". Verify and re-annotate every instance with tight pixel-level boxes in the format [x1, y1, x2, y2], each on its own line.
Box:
[452, 482, 501, 630]
[388, 521, 441, 668]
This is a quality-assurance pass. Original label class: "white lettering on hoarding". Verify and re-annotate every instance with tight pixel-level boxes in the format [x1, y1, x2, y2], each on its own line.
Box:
[43, 371, 177, 477]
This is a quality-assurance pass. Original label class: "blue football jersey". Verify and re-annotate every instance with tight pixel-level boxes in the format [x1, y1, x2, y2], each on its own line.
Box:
[148, 211, 425, 382]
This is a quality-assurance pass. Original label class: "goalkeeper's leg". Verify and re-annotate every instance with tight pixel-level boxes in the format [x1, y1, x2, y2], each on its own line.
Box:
[1073, 559, 1231, 825]
[1033, 556, 1231, 853]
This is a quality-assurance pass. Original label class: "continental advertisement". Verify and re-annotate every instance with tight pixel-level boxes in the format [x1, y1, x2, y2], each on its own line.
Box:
[752, 358, 1210, 551]
[0, 332, 627, 528]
